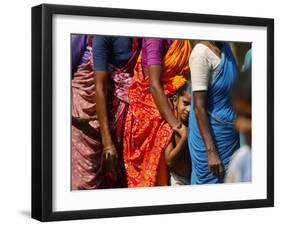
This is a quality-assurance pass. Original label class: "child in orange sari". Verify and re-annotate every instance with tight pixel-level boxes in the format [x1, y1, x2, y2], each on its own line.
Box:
[123, 38, 192, 187]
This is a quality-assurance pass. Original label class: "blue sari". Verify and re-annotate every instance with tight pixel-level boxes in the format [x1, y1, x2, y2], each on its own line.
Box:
[188, 43, 239, 184]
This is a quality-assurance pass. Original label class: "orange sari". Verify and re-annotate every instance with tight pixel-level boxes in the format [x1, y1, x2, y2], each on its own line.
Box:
[123, 40, 192, 187]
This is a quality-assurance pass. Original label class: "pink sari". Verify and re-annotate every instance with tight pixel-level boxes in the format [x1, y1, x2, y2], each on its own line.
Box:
[71, 43, 104, 189]
[72, 37, 141, 189]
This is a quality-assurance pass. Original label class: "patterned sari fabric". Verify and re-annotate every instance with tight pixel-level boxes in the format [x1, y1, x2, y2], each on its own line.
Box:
[106, 39, 142, 187]
[123, 40, 192, 187]
[72, 37, 141, 189]
[188, 43, 239, 184]
[72, 36, 104, 190]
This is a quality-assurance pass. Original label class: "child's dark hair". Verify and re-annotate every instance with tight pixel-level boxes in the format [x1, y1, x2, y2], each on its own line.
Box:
[176, 81, 191, 97]
[231, 69, 252, 104]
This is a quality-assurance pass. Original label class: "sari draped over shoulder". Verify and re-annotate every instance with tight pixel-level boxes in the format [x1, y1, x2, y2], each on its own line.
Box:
[72, 37, 141, 189]
[188, 42, 239, 184]
[123, 40, 192, 187]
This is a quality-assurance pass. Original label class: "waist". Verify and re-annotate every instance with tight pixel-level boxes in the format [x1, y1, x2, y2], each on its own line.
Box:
[207, 111, 235, 125]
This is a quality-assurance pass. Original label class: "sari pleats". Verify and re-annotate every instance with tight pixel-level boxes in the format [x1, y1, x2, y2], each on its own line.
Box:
[124, 40, 192, 187]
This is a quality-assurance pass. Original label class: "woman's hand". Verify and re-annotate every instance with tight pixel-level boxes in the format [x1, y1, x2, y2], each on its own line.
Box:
[72, 116, 98, 134]
[72, 116, 97, 126]
[95, 70, 118, 177]
[207, 148, 224, 176]
[193, 91, 224, 177]
[103, 144, 118, 175]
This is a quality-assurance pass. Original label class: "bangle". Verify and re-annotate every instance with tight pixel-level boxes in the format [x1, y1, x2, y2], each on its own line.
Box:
[103, 144, 114, 151]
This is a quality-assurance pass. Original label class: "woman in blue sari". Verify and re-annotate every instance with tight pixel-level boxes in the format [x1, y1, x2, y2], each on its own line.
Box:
[188, 41, 239, 184]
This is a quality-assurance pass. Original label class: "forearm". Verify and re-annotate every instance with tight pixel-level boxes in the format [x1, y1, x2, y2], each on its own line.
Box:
[193, 91, 222, 174]
[150, 84, 178, 128]
[148, 65, 178, 128]
[194, 106, 215, 152]
[166, 137, 186, 167]
[95, 79, 112, 146]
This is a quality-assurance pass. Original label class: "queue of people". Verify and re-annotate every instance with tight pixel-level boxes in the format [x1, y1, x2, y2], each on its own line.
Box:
[71, 35, 252, 189]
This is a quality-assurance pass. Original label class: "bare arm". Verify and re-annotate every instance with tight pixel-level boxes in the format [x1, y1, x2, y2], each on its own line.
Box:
[165, 130, 187, 168]
[193, 91, 223, 176]
[95, 71, 118, 171]
[148, 65, 179, 129]
[95, 71, 112, 146]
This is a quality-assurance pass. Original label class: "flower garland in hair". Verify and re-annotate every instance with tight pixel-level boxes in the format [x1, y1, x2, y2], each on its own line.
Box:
[165, 75, 187, 94]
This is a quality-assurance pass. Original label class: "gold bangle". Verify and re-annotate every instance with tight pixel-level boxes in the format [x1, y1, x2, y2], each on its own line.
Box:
[103, 144, 114, 151]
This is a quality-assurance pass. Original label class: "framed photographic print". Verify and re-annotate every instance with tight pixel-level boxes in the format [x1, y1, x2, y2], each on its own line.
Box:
[32, 3, 274, 222]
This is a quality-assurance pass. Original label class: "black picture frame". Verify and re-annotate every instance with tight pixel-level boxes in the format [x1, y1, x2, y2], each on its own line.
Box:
[32, 3, 274, 222]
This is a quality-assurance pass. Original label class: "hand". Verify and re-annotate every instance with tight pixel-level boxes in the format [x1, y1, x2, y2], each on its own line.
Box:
[72, 116, 97, 129]
[103, 144, 118, 175]
[207, 148, 224, 176]
[72, 116, 97, 125]
[173, 123, 187, 139]
[72, 116, 99, 137]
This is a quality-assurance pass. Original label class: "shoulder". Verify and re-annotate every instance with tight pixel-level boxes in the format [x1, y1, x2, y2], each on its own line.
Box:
[190, 43, 208, 57]
[142, 38, 164, 48]
[191, 43, 221, 70]
[189, 43, 211, 64]
[93, 36, 111, 47]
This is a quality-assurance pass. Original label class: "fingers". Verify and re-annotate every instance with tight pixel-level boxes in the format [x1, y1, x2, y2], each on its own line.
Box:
[103, 151, 112, 172]
[210, 165, 218, 176]
[219, 164, 224, 174]
[103, 148, 118, 173]
[113, 152, 118, 168]
[174, 125, 187, 138]
[208, 164, 223, 176]
[215, 164, 220, 176]
[88, 115, 98, 121]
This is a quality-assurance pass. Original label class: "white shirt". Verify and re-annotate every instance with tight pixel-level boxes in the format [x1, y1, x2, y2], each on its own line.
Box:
[189, 43, 221, 91]
[225, 145, 252, 183]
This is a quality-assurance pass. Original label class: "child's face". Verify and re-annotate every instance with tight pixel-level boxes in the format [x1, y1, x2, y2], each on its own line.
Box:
[174, 92, 191, 123]
[233, 97, 252, 145]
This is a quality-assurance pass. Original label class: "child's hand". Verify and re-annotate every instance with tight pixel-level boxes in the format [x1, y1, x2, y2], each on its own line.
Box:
[174, 124, 187, 139]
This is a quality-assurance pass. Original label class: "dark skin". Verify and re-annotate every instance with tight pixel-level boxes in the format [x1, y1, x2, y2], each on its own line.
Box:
[144, 65, 187, 137]
[165, 93, 191, 177]
[193, 41, 223, 176]
[95, 71, 118, 175]
[72, 116, 99, 137]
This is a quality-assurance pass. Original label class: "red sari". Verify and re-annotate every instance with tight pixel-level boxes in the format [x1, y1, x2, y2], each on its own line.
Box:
[106, 39, 141, 187]
[123, 40, 192, 187]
